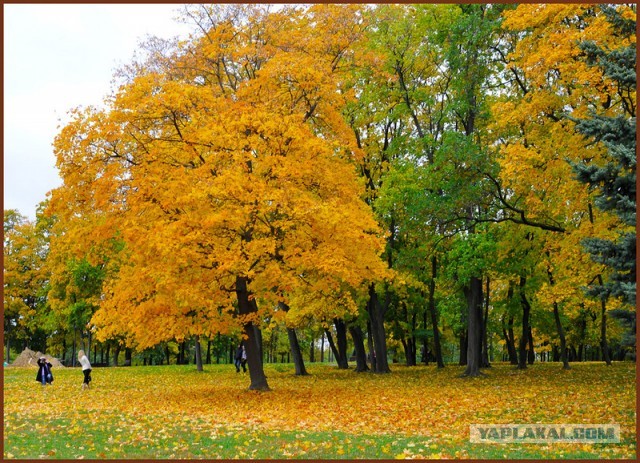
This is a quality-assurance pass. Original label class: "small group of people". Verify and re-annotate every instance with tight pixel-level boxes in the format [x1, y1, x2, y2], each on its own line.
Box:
[235, 343, 247, 373]
[33, 350, 93, 389]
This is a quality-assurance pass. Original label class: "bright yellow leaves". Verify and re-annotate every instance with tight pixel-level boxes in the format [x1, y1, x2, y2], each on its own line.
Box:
[48, 4, 388, 350]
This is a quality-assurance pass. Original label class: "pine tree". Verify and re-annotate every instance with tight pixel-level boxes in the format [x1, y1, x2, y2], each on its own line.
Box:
[571, 6, 636, 348]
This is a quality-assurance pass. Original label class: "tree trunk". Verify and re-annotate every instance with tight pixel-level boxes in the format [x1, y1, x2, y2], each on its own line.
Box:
[462, 276, 483, 377]
[348, 325, 369, 372]
[518, 276, 530, 370]
[481, 276, 491, 368]
[366, 320, 375, 370]
[320, 331, 325, 363]
[367, 284, 390, 373]
[125, 348, 133, 366]
[278, 302, 308, 375]
[598, 276, 612, 366]
[334, 319, 349, 369]
[287, 327, 308, 376]
[235, 276, 270, 391]
[206, 339, 212, 365]
[309, 335, 315, 363]
[194, 335, 203, 371]
[552, 302, 570, 369]
[113, 343, 121, 367]
[325, 327, 348, 369]
[527, 326, 535, 365]
[459, 331, 468, 366]
[428, 256, 445, 368]
[502, 315, 518, 365]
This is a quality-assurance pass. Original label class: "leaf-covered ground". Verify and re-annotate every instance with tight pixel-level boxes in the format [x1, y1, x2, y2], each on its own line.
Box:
[3, 362, 635, 459]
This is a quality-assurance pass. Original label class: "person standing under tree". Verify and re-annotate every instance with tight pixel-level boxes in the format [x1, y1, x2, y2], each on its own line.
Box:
[77, 350, 92, 389]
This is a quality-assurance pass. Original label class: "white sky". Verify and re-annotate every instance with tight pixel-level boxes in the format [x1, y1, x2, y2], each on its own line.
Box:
[4, 4, 193, 220]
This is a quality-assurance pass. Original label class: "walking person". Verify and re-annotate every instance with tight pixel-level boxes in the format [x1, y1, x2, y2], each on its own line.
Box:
[240, 344, 247, 373]
[235, 343, 247, 373]
[33, 356, 53, 386]
[78, 350, 92, 390]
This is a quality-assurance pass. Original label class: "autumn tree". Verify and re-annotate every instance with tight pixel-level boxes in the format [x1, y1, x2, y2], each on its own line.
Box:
[3, 207, 51, 360]
[49, 4, 387, 390]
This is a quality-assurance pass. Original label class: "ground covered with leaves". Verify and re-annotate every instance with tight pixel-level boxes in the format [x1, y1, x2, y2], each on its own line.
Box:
[3, 362, 635, 459]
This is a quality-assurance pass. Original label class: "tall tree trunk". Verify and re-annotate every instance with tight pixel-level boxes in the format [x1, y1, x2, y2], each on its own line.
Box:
[309, 335, 315, 363]
[459, 331, 468, 366]
[428, 256, 445, 368]
[518, 276, 530, 370]
[367, 284, 390, 373]
[481, 276, 491, 368]
[320, 331, 325, 363]
[348, 325, 369, 372]
[278, 302, 308, 375]
[287, 327, 308, 375]
[194, 335, 203, 371]
[325, 324, 348, 369]
[598, 275, 612, 365]
[527, 326, 535, 365]
[334, 319, 349, 369]
[206, 339, 212, 365]
[366, 320, 375, 370]
[114, 344, 121, 366]
[462, 276, 483, 376]
[552, 302, 570, 369]
[502, 314, 518, 365]
[547, 263, 570, 369]
[235, 276, 270, 391]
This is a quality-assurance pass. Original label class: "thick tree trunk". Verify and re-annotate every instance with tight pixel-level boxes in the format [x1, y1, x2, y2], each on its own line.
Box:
[462, 276, 483, 377]
[518, 276, 530, 370]
[334, 319, 349, 369]
[459, 331, 468, 366]
[429, 256, 445, 368]
[367, 284, 390, 373]
[287, 327, 308, 376]
[348, 325, 369, 372]
[113, 344, 121, 367]
[527, 327, 535, 365]
[235, 276, 270, 391]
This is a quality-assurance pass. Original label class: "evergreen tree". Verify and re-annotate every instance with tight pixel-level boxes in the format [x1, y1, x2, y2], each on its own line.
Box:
[571, 6, 636, 347]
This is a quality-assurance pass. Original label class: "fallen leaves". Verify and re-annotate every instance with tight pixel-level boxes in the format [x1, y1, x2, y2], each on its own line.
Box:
[3, 362, 635, 459]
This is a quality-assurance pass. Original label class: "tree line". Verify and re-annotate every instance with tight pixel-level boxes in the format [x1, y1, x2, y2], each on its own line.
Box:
[4, 4, 635, 389]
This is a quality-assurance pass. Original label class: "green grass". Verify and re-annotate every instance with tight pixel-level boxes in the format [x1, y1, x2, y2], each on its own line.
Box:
[3, 362, 636, 459]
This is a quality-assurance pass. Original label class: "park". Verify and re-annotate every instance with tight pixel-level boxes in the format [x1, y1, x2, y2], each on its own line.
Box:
[4, 3, 636, 460]
[3, 361, 636, 459]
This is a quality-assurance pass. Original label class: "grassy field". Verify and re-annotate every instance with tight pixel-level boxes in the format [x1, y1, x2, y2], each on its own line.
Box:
[3, 361, 636, 459]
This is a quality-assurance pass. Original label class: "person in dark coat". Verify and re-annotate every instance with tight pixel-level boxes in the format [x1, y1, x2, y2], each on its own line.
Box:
[234, 343, 247, 373]
[34, 357, 53, 386]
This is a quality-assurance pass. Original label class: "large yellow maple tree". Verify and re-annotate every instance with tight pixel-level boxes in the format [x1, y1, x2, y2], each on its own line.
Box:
[49, 4, 387, 390]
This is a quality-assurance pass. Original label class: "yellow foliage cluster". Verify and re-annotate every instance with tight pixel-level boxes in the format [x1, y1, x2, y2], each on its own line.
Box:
[48, 4, 389, 350]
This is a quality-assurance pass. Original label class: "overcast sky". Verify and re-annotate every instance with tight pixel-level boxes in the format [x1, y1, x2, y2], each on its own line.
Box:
[4, 4, 193, 220]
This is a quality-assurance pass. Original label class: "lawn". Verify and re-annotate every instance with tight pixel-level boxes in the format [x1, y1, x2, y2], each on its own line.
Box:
[3, 362, 636, 459]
